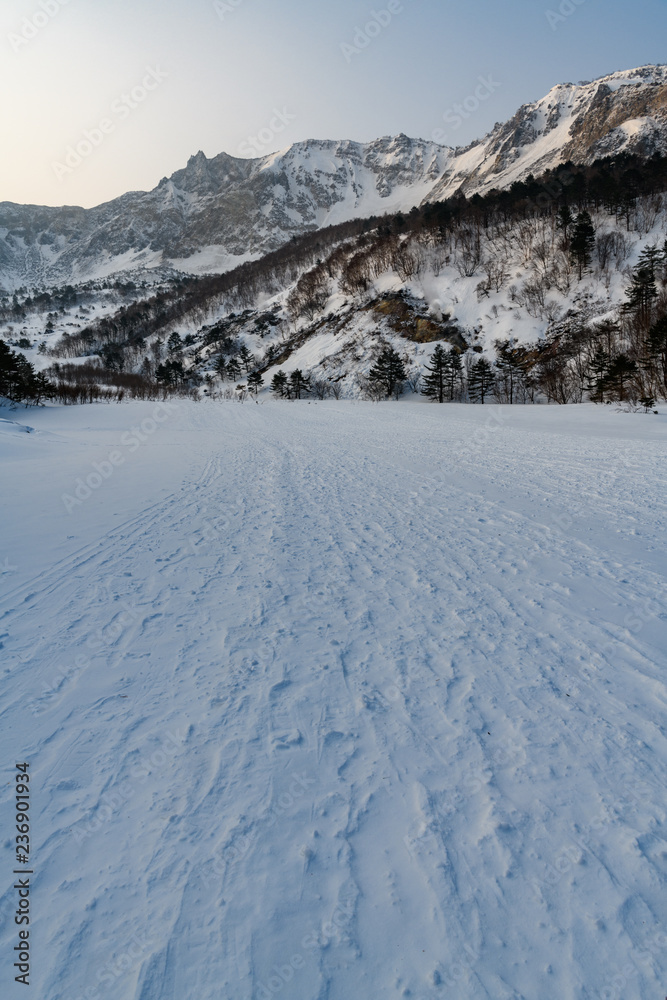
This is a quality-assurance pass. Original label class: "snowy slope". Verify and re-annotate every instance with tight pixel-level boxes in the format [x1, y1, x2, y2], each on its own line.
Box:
[428, 65, 667, 201]
[1, 399, 666, 1000]
[183, 199, 667, 400]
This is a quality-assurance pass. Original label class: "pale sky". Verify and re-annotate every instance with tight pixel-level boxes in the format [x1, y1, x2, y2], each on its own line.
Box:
[1, 0, 665, 208]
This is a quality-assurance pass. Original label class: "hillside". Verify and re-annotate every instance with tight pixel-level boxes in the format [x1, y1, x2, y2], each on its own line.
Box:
[4, 153, 663, 410]
[428, 65, 667, 201]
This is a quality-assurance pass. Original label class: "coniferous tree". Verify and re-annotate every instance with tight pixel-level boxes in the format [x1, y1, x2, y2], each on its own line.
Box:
[368, 347, 407, 398]
[624, 265, 658, 326]
[468, 356, 495, 403]
[155, 359, 185, 386]
[585, 346, 611, 403]
[289, 369, 310, 399]
[213, 356, 227, 379]
[0, 342, 50, 404]
[637, 244, 661, 276]
[271, 370, 288, 397]
[263, 344, 279, 366]
[444, 349, 464, 401]
[605, 353, 638, 402]
[226, 357, 242, 381]
[421, 344, 448, 403]
[238, 345, 255, 374]
[557, 206, 574, 244]
[101, 345, 125, 371]
[646, 316, 667, 395]
[570, 211, 596, 279]
[167, 332, 182, 355]
[247, 371, 264, 395]
[624, 247, 659, 328]
[494, 341, 532, 404]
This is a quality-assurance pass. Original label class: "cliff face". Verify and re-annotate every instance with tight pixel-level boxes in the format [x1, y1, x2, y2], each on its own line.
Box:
[427, 66, 667, 202]
[0, 136, 451, 288]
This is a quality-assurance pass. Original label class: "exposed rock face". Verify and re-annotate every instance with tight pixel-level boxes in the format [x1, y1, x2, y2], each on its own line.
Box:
[0, 137, 450, 288]
[427, 65, 667, 201]
[2, 66, 666, 288]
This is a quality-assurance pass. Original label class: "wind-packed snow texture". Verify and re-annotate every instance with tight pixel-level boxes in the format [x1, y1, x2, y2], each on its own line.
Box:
[1, 400, 666, 1000]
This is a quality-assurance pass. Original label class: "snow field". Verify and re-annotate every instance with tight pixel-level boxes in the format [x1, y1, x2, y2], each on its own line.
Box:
[0, 399, 666, 1000]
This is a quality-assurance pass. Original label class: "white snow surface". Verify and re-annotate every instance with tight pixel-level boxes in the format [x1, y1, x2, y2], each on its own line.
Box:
[1, 400, 666, 1000]
[427, 65, 667, 202]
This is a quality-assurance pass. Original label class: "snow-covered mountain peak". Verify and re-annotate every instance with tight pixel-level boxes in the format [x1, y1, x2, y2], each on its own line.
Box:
[427, 65, 667, 202]
[2, 66, 667, 288]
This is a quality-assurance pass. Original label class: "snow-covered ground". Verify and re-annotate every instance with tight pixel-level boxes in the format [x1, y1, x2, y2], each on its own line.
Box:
[1, 399, 666, 1000]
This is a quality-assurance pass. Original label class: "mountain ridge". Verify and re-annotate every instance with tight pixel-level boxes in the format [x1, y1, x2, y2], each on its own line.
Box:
[2, 64, 666, 289]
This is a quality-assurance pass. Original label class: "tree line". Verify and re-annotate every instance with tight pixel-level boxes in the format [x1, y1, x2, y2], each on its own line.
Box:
[19, 148, 667, 407]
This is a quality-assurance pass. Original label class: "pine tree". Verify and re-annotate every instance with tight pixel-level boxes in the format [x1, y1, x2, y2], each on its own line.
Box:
[623, 252, 659, 328]
[238, 345, 255, 373]
[213, 356, 227, 379]
[646, 316, 667, 394]
[444, 349, 464, 401]
[155, 359, 185, 386]
[263, 344, 279, 366]
[585, 346, 610, 403]
[368, 347, 407, 398]
[247, 371, 264, 395]
[271, 370, 288, 397]
[226, 357, 241, 381]
[605, 353, 638, 402]
[289, 369, 310, 399]
[167, 332, 182, 355]
[420, 344, 448, 403]
[0, 342, 51, 404]
[557, 206, 574, 244]
[637, 244, 661, 276]
[468, 356, 495, 403]
[101, 345, 125, 371]
[494, 340, 532, 404]
[570, 211, 596, 279]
